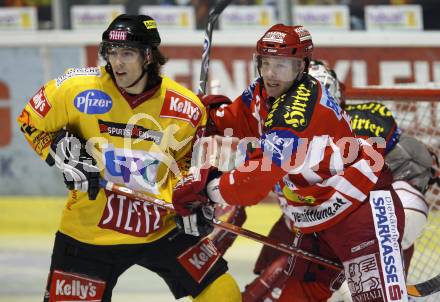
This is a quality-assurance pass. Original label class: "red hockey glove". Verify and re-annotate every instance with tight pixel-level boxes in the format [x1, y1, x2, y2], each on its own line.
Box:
[198, 94, 232, 109]
[172, 168, 221, 237]
[198, 94, 232, 136]
[173, 168, 210, 216]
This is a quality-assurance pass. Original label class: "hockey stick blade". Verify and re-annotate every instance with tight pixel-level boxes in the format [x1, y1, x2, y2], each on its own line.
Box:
[406, 274, 440, 297]
[99, 179, 438, 298]
[99, 178, 342, 271]
[198, 0, 233, 94]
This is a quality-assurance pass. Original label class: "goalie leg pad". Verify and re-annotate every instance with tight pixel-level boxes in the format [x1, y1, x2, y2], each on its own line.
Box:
[402, 208, 427, 250]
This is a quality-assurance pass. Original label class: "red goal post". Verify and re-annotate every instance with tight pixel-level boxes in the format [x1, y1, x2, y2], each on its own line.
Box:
[345, 85, 440, 301]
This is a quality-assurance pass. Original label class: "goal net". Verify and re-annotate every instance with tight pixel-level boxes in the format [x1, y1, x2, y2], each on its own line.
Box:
[345, 86, 440, 301]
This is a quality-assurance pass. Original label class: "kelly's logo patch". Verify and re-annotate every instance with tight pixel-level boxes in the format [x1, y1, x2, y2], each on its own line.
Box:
[49, 270, 106, 301]
[29, 87, 51, 118]
[177, 237, 221, 283]
[160, 90, 202, 127]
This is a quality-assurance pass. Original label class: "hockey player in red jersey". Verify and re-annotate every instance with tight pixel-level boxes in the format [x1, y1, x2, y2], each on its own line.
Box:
[172, 24, 409, 301]
[17, 14, 241, 302]
[241, 60, 439, 302]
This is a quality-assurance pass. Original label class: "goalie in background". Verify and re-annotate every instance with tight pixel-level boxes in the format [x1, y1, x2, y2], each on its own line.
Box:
[17, 14, 241, 302]
[173, 24, 409, 301]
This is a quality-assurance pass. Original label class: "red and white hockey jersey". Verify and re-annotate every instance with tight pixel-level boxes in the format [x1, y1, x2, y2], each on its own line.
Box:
[209, 75, 385, 233]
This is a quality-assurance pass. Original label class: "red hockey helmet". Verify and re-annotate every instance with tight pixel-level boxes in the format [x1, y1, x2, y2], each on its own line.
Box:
[256, 24, 313, 62]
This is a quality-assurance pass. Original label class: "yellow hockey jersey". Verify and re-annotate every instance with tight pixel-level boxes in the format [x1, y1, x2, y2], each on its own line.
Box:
[17, 66, 206, 245]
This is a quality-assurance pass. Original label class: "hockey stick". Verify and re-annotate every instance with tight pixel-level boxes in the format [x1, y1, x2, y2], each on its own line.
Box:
[99, 178, 343, 271]
[407, 276, 440, 297]
[198, 0, 233, 95]
[99, 179, 440, 298]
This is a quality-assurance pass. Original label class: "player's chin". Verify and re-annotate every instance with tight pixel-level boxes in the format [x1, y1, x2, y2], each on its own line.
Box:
[114, 78, 128, 88]
[266, 87, 282, 98]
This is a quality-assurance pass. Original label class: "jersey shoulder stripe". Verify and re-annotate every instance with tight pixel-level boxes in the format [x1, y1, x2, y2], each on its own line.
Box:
[55, 67, 103, 87]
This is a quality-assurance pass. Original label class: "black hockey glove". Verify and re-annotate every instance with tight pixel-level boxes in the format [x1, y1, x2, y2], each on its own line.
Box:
[49, 130, 100, 200]
[174, 203, 215, 237]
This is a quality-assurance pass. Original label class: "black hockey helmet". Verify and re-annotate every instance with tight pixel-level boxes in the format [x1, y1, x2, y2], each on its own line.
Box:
[100, 14, 161, 58]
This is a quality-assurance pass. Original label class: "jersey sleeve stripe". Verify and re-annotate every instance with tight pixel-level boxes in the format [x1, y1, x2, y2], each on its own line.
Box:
[352, 158, 379, 183]
[317, 175, 367, 201]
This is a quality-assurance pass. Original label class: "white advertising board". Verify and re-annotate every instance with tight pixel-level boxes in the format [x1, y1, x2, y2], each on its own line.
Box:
[71, 5, 125, 30]
[139, 6, 195, 30]
[365, 5, 423, 31]
[0, 7, 37, 31]
[219, 5, 275, 30]
[294, 5, 350, 31]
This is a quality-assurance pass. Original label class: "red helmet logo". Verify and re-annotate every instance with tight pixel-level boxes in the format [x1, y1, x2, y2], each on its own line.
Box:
[262, 31, 287, 44]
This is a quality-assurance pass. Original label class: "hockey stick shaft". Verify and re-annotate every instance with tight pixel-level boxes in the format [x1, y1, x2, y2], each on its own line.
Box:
[99, 178, 343, 271]
[99, 179, 440, 297]
[198, 0, 233, 95]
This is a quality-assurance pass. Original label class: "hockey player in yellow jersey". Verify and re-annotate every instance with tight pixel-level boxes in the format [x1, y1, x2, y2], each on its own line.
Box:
[17, 14, 241, 302]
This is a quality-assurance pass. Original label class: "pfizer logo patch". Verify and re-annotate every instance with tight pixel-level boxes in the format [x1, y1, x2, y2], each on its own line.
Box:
[74, 90, 112, 114]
